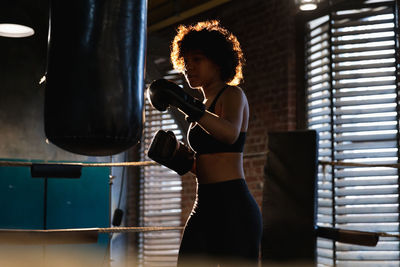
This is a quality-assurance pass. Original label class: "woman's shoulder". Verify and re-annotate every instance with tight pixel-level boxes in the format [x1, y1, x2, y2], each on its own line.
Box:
[222, 85, 244, 96]
[222, 85, 247, 103]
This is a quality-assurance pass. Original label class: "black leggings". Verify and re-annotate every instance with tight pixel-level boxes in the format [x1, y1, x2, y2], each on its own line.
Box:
[178, 179, 262, 267]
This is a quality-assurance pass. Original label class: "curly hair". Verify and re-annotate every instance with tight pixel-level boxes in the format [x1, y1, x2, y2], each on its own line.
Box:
[170, 20, 245, 86]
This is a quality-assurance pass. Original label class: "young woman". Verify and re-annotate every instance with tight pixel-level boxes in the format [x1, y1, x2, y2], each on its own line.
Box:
[172, 20, 262, 266]
[147, 20, 262, 266]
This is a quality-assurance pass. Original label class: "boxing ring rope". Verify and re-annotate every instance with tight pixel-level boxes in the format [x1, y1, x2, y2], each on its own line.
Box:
[319, 160, 400, 169]
[244, 152, 400, 169]
[0, 158, 399, 168]
[0, 226, 183, 234]
[0, 227, 184, 245]
[0, 160, 157, 167]
[0, 152, 269, 168]
[96, 226, 183, 233]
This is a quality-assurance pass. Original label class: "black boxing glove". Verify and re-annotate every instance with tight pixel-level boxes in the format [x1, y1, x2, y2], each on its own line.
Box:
[147, 79, 205, 122]
[148, 130, 194, 175]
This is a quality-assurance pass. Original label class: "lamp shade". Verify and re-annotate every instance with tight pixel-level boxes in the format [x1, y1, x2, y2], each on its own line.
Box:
[295, 0, 320, 11]
[0, 24, 34, 38]
[0, 4, 35, 38]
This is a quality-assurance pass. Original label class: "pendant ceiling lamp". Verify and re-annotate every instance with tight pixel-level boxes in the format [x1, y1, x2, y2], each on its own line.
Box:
[295, 0, 320, 11]
[0, 4, 34, 38]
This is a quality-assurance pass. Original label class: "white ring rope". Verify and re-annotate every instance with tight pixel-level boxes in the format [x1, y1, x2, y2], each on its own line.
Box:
[0, 160, 158, 167]
[0, 226, 183, 234]
[319, 160, 400, 168]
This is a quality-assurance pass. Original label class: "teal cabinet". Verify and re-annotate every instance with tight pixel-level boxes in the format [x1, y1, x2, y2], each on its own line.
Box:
[0, 163, 44, 229]
[0, 160, 110, 267]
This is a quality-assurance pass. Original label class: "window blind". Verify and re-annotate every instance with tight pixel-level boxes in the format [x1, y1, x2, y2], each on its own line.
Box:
[305, 1, 399, 266]
[138, 93, 184, 267]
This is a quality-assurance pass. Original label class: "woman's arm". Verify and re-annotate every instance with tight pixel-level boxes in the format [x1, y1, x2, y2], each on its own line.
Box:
[197, 87, 247, 144]
[189, 157, 197, 175]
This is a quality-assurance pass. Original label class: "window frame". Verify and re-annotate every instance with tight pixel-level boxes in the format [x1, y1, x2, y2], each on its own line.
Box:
[301, 0, 400, 265]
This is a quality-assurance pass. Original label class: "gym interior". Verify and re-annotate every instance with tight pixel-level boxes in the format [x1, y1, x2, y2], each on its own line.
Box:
[0, 0, 399, 266]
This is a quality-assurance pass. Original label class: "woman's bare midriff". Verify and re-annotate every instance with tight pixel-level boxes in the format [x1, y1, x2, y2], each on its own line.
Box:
[195, 152, 245, 184]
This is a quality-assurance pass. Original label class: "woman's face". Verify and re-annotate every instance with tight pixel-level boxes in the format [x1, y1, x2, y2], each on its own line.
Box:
[183, 50, 221, 89]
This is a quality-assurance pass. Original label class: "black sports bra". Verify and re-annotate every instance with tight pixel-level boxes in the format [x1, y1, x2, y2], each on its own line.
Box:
[188, 86, 246, 155]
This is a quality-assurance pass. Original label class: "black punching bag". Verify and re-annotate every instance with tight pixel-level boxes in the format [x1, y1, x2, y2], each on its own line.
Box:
[44, 0, 146, 156]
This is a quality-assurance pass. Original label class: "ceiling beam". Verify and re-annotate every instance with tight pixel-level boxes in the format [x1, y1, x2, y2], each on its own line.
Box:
[148, 0, 231, 32]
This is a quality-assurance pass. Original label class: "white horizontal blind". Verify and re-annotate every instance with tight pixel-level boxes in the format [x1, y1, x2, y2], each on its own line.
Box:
[138, 95, 184, 267]
[306, 1, 399, 266]
[306, 12, 335, 266]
